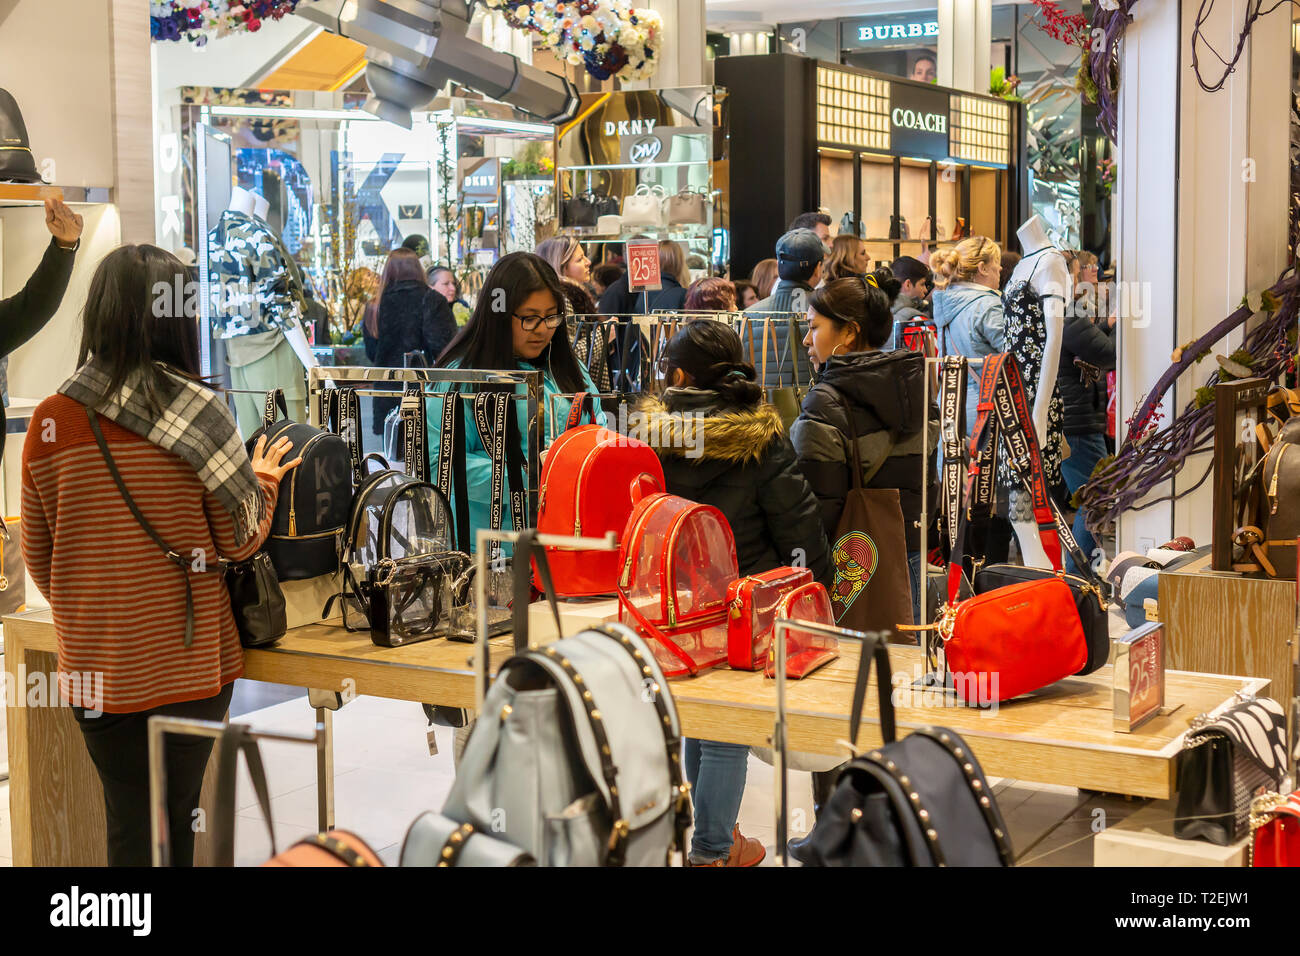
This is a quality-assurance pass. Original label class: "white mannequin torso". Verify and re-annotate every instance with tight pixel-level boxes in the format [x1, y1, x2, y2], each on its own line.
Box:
[1006, 215, 1069, 569]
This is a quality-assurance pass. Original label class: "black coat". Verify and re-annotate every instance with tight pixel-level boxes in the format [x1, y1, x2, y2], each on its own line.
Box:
[639, 388, 831, 584]
[1058, 309, 1115, 435]
[372, 281, 457, 433]
[0, 238, 75, 459]
[790, 349, 938, 552]
[647, 276, 686, 312]
[596, 272, 641, 318]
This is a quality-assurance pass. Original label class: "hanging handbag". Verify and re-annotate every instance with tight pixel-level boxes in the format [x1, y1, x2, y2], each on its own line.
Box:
[84, 404, 286, 649]
[827, 390, 914, 633]
[1174, 696, 1289, 846]
[958, 355, 1110, 673]
[798, 634, 1015, 866]
[211, 723, 384, 866]
[0, 88, 41, 183]
[1249, 790, 1300, 866]
[726, 566, 813, 670]
[225, 551, 288, 649]
[621, 184, 667, 228]
[666, 188, 707, 226]
[0, 516, 26, 617]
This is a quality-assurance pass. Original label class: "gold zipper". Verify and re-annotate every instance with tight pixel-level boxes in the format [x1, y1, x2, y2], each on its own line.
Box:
[287, 432, 327, 536]
[619, 502, 658, 588]
[271, 527, 343, 540]
[571, 444, 604, 536]
[1268, 444, 1292, 514]
[662, 509, 694, 628]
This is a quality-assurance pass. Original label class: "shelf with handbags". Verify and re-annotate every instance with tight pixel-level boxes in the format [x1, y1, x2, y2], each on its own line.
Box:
[553, 86, 729, 268]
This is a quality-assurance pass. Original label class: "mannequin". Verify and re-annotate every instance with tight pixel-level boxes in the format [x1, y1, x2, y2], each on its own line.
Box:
[209, 186, 314, 434]
[1004, 214, 1070, 569]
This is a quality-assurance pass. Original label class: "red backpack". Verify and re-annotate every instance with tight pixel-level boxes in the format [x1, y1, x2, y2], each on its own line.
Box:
[616, 493, 739, 677]
[534, 417, 664, 597]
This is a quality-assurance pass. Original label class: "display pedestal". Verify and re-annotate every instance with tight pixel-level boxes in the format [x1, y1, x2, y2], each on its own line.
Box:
[1093, 800, 1250, 866]
[527, 597, 622, 644]
[1158, 569, 1293, 709]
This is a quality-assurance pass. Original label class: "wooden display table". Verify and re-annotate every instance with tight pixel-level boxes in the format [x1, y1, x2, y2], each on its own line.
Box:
[4, 609, 1268, 866]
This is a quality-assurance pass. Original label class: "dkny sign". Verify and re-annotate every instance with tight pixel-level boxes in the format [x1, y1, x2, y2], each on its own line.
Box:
[888, 81, 950, 161]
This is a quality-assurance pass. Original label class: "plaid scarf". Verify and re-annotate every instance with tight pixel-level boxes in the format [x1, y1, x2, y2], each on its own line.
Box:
[59, 358, 263, 545]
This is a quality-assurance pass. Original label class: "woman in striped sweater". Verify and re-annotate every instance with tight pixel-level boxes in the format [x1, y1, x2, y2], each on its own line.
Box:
[22, 244, 302, 866]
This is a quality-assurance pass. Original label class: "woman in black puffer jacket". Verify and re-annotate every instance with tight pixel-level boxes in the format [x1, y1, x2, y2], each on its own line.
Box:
[638, 320, 829, 868]
[371, 248, 458, 433]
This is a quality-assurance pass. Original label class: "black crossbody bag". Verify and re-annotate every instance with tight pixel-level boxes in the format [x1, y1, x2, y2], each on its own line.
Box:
[84, 405, 286, 648]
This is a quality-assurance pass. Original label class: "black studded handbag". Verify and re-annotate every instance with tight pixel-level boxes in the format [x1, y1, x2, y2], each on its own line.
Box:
[797, 635, 1016, 867]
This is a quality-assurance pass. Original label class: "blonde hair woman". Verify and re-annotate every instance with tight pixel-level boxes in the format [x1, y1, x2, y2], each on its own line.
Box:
[750, 258, 778, 299]
[931, 236, 1005, 432]
[822, 234, 870, 282]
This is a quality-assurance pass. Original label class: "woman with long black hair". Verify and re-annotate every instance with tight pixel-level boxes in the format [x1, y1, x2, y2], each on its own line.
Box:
[637, 320, 829, 866]
[22, 244, 301, 865]
[433, 252, 605, 541]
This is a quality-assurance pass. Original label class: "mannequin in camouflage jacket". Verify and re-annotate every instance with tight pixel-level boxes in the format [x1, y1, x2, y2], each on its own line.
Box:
[207, 209, 305, 337]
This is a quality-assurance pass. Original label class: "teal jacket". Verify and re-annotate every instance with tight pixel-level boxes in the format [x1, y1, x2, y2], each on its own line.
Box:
[430, 356, 607, 546]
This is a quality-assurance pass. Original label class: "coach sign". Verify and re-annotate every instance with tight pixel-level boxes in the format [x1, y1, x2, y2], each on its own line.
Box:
[888, 81, 950, 161]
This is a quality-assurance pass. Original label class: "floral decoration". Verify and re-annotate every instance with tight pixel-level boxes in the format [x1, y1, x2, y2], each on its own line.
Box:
[481, 0, 661, 82]
[150, 1, 303, 46]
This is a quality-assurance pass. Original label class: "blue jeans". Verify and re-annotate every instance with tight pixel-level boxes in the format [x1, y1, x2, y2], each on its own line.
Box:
[1061, 432, 1107, 575]
[684, 738, 749, 862]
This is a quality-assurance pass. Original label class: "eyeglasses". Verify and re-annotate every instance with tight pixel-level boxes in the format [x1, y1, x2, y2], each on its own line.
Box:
[513, 312, 565, 331]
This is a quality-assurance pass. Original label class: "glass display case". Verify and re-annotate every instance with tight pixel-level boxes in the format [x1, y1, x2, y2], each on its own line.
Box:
[552, 86, 729, 271]
[172, 89, 557, 378]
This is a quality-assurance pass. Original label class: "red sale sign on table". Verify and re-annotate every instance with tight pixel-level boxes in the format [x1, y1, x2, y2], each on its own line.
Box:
[626, 240, 662, 292]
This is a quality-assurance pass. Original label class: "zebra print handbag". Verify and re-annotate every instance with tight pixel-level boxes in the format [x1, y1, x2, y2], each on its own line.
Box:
[1174, 697, 1289, 846]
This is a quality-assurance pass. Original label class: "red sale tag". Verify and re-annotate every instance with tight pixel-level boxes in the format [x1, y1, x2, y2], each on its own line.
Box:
[625, 240, 662, 292]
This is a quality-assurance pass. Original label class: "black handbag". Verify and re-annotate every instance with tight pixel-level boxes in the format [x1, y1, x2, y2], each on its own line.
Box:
[84, 404, 285, 649]
[973, 564, 1110, 675]
[1174, 697, 1288, 846]
[562, 191, 598, 228]
[799, 635, 1015, 866]
[0, 88, 41, 183]
[226, 551, 287, 648]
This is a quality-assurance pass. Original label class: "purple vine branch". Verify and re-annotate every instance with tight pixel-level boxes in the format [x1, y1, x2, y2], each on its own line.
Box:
[1079, 270, 1300, 533]
[1086, 1, 1138, 144]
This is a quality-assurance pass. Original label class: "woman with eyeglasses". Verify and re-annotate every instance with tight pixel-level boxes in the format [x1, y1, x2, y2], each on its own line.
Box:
[433, 252, 606, 543]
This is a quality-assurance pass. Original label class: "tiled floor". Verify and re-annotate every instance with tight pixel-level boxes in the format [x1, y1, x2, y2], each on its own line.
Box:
[0, 681, 1143, 867]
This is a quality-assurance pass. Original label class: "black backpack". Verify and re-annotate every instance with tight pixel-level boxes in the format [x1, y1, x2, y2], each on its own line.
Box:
[245, 389, 361, 580]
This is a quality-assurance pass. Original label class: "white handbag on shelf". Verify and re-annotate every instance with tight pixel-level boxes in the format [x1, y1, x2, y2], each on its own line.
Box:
[596, 213, 624, 235]
[621, 183, 667, 228]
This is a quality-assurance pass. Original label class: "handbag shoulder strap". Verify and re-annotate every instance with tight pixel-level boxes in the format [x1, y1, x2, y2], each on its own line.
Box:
[263, 389, 288, 428]
[848, 633, 896, 748]
[760, 319, 771, 391]
[511, 530, 562, 654]
[83, 404, 205, 648]
[213, 723, 277, 867]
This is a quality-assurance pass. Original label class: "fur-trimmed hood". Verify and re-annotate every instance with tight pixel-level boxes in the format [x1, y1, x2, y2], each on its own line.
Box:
[636, 390, 784, 464]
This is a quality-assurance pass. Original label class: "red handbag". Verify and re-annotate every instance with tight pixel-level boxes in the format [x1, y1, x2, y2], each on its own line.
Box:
[763, 581, 839, 679]
[726, 567, 812, 670]
[535, 417, 664, 597]
[617, 492, 738, 677]
[1251, 791, 1300, 866]
[936, 577, 1087, 704]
